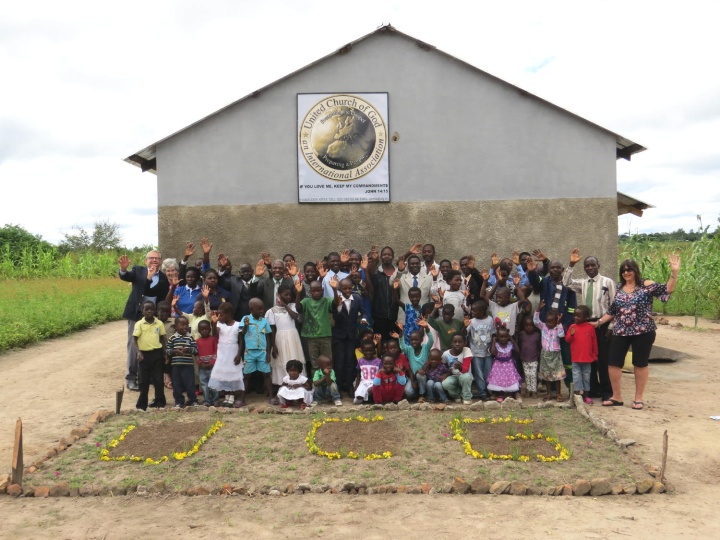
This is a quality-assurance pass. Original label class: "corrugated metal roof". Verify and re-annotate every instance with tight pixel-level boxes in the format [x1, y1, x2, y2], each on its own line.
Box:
[617, 191, 654, 217]
[125, 25, 646, 174]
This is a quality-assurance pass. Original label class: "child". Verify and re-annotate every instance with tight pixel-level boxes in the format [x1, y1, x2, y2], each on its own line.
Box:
[421, 302, 442, 352]
[427, 302, 464, 351]
[196, 320, 219, 406]
[240, 298, 274, 403]
[390, 319, 433, 401]
[372, 355, 407, 404]
[296, 279, 334, 378]
[441, 334, 474, 404]
[441, 270, 468, 321]
[156, 300, 174, 391]
[395, 283, 422, 345]
[355, 328, 375, 360]
[487, 327, 523, 402]
[482, 270, 525, 336]
[421, 349, 450, 403]
[165, 315, 199, 408]
[518, 316, 541, 398]
[277, 359, 313, 409]
[133, 301, 167, 410]
[534, 302, 566, 401]
[331, 277, 368, 397]
[267, 284, 305, 402]
[384, 338, 415, 399]
[208, 302, 246, 407]
[565, 305, 598, 404]
[354, 340, 382, 404]
[466, 299, 495, 401]
[313, 355, 343, 406]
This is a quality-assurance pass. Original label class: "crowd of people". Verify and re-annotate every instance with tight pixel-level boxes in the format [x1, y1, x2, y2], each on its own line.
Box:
[119, 240, 680, 412]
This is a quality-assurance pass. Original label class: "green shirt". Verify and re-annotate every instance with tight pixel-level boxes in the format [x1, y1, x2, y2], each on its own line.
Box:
[428, 317, 465, 351]
[300, 297, 334, 338]
[313, 368, 336, 386]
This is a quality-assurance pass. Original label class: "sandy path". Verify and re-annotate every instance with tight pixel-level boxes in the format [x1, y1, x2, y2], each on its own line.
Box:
[1, 318, 719, 538]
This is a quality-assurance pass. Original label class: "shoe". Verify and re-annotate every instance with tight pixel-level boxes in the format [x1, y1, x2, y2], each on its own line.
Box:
[602, 399, 624, 407]
[462, 400, 472, 405]
[583, 397, 594, 405]
[454, 398, 461, 403]
[300, 403, 307, 410]
[308, 401, 317, 407]
[280, 403, 290, 409]
[203, 402, 212, 407]
[174, 404, 183, 409]
[225, 395, 235, 406]
[188, 402, 199, 407]
[353, 397, 363, 405]
[233, 400, 247, 408]
[417, 397, 426, 404]
[631, 401, 644, 410]
[334, 399, 343, 406]
[127, 381, 139, 392]
[148, 400, 165, 408]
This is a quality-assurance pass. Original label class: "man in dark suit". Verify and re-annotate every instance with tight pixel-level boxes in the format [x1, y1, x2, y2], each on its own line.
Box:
[332, 277, 369, 397]
[218, 254, 253, 320]
[118, 250, 170, 391]
[249, 259, 295, 313]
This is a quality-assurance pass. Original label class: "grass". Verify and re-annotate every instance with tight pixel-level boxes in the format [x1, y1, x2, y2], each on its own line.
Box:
[25, 409, 648, 492]
[0, 277, 129, 352]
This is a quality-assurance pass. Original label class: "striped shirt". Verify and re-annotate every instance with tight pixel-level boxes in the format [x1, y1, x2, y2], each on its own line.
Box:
[562, 269, 616, 323]
[166, 332, 197, 366]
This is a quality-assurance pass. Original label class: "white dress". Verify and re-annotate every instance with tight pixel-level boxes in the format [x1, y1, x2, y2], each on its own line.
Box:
[208, 321, 245, 392]
[276, 375, 313, 405]
[266, 304, 306, 385]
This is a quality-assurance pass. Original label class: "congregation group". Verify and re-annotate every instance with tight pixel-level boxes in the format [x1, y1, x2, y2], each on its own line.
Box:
[119, 240, 680, 413]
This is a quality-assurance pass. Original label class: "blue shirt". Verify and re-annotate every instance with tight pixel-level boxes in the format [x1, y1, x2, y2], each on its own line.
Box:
[240, 316, 272, 350]
[174, 284, 201, 314]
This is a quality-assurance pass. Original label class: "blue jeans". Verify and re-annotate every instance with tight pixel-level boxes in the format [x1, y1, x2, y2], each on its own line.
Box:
[198, 367, 219, 405]
[314, 383, 341, 403]
[414, 373, 427, 396]
[471, 356, 493, 397]
[425, 379, 448, 402]
[572, 363, 592, 392]
[404, 378, 419, 399]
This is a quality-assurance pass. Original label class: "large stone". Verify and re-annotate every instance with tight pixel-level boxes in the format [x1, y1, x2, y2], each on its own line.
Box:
[395, 485, 408, 493]
[483, 400, 500, 410]
[407, 486, 422, 494]
[618, 439, 636, 450]
[79, 485, 96, 497]
[635, 479, 654, 494]
[420, 483, 431, 494]
[572, 480, 591, 496]
[268, 489, 282, 496]
[70, 427, 91, 438]
[501, 398, 521, 410]
[434, 404, 446, 411]
[49, 482, 70, 497]
[590, 478, 612, 496]
[469, 401, 484, 411]
[397, 399, 410, 410]
[297, 483, 311, 492]
[469, 477, 490, 494]
[384, 403, 399, 411]
[187, 486, 211, 496]
[34, 486, 50, 498]
[149, 481, 166, 494]
[508, 482, 527, 496]
[489, 481, 510, 495]
[650, 482, 666, 494]
[611, 484, 625, 495]
[450, 477, 470, 494]
[0, 474, 10, 493]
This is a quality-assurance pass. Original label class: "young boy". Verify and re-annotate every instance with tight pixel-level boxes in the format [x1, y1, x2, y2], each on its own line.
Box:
[331, 277, 369, 398]
[240, 298, 273, 401]
[427, 303, 465, 351]
[165, 315, 199, 408]
[565, 305, 598, 404]
[394, 281, 423, 345]
[133, 301, 167, 410]
[441, 270, 468, 321]
[390, 319, 433, 401]
[372, 355, 407, 404]
[384, 338, 415, 400]
[156, 300, 174, 391]
[441, 333, 474, 404]
[196, 319, 219, 406]
[296, 280, 334, 378]
[313, 355, 343, 406]
[482, 269, 525, 336]
[420, 349, 450, 403]
[466, 299, 495, 401]
[354, 340, 382, 404]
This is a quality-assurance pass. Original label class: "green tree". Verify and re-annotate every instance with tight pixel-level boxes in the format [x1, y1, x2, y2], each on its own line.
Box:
[60, 220, 123, 251]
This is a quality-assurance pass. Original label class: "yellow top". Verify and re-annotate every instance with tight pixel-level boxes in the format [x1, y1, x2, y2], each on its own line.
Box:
[133, 317, 166, 351]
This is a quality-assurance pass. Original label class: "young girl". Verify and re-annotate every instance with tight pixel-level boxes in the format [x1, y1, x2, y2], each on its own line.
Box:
[277, 359, 312, 409]
[354, 340, 382, 404]
[390, 319, 433, 401]
[267, 284, 305, 403]
[534, 302, 566, 401]
[517, 316, 541, 398]
[441, 270, 468, 321]
[487, 327, 523, 402]
[372, 355, 407, 404]
[441, 333, 474, 404]
[384, 338, 415, 399]
[208, 302, 246, 407]
[196, 320, 219, 406]
[421, 349, 449, 403]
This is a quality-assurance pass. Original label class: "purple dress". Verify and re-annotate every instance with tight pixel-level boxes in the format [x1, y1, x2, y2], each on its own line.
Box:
[487, 342, 522, 392]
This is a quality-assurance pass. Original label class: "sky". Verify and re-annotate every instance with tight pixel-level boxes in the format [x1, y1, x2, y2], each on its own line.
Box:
[2, 0, 719, 247]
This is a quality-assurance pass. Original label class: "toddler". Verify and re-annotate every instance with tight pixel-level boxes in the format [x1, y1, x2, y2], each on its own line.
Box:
[427, 303, 464, 351]
[353, 340, 382, 404]
[441, 270, 468, 321]
[482, 269, 524, 336]
[565, 305, 598, 404]
[372, 355, 407, 404]
[196, 320, 219, 406]
[534, 302, 566, 401]
[487, 327, 523, 402]
[277, 359, 313, 409]
[313, 355, 343, 406]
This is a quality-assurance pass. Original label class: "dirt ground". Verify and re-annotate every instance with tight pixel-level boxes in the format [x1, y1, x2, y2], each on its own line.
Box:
[1, 317, 719, 539]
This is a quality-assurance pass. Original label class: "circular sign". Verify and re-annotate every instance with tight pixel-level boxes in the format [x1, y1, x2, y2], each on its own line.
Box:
[299, 94, 387, 181]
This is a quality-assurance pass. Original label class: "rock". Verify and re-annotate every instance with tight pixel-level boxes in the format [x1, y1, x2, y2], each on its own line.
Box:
[268, 489, 281, 496]
[396, 485, 407, 494]
[70, 427, 91, 438]
[469, 477, 490, 495]
[97, 410, 115, 422]
[484, 400, 500, 410]
[526, 486, 541, 496]
[428, 487, 439, 494]
[606, 429, 617, 440]
[671, 322, 683, 328]
[434, 403, 446, 411]
[450, 477, 470, 494]
[611, 484, 624, 495]
[502, 398, 520, 410]
[79, 485, 96, 497]
[489, 481, 510, 495]
[370, 404, 384, 410]
[419, 403, 431, 411]
[398, 399, 410, 410]
[358, 487, 367, 495]
[349, 489, 357, 495]
[49, 482, 70, 497]
[657, 317, 669, 325]
[34, 486, 50, 498]
[384, 403, 399, 411]
[285, 483, 296, 494]
[149, 481, 166, 494]
[635, 479, 653, 494]
[69, 488, 80, 497]
[508, 482, 527, 496]
[232, 486, 248, 495]
[618, 439, 636, 449]
[297, 483, 311, 492]
[590, 478, 612, 496]
[561, 484, 573, 496]
[187, 486, 211, 496]
[545, 486, 557, 496]
[341, 481, 355, 492]
[46, 449, 57, 459]
[420, 483, 431, 494]
[208, 406, 218, 412]
[650, 482, 666, 494]
[410, 404, 422, 410]
[554, 401, 571, 409]
[408, 486, 422, 494]
[386, 485, 397, 493]
[0, 475, 10, 494]
[376, 486, 387, 494]
[572, 480, 591, 496]
[110, 487, 127, 496]
[469, 401, 484, 410]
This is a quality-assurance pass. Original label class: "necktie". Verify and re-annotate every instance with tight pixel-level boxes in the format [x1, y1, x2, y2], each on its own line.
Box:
[586, 279, 594, 318]
[412, 275, 418, 288]
[274, 279, 280, 301]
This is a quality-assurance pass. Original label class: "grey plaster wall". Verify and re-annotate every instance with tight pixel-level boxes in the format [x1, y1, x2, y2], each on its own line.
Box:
[156, 31, 617, 207]
[158, 197, 618, 277]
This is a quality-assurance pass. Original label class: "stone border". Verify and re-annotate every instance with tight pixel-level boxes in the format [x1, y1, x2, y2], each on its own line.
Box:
[1, 399, 667, 498]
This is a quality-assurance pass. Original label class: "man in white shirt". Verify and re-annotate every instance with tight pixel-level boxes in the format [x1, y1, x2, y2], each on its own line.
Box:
[397, 254, 433, 323]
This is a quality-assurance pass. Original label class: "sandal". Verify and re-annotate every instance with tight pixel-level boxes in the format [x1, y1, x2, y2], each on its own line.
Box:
[602, 399, 624, 407]
[632, 401, 644, 410]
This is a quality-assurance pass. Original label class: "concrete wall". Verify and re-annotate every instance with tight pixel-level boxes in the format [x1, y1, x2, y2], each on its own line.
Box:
[158, 197, 618, 277]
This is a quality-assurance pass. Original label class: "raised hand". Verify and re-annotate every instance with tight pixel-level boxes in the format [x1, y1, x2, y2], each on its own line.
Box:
[512, 251, 520, 265]
[462, 288, 470, 298]
[395, 321, 405, 331]
[409, 243, 423, 254]
[525, 258, 537, 272]
[210, 312, 219, 324]
[463, 317, 471, 328]
[255, 258, 266, 277]
[373, 333, 382, 345]
[340, 249, 350, 264]
[316, 260, 328, 278]
[494, 267, 506, 283]
[200, 238, 213, 254]
[429, 265, 439, 279]
[170, 275, 180, 287]
[431, 293, 441, 308]
[532, 249, 546, 261]
[438, 288, 445, 299]
[389, 331, 400, 339]
[261, 251, 272, 266]
[668, 254, 681, 274]
[218, 253, 229, 269]
[512, 274, 521, 287]
[147, 263, 158, 280]
[481, 268, 490, 282]
[417, 318, 428, 328]
[171, 296, 179, 308]
[393, 277, 400, 289]
[294, 280, 303, 293]
[118, 255, 131, 271]
[202, 284, 210, 300]
[361, 254, 369, 270]
[537, 300, 545, 312]
[329, 275, 339, 290]
[569, 248, 581, 265]
[397, 256, 406, 272]
[370, 245, 379, 260]
[570, 325, 576, 336]
[451, 260, 460, 271]
[286, 260, 298, 277]
[490, 252, 499, 266]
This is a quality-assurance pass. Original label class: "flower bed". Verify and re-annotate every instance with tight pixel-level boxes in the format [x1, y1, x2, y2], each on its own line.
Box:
[306, 415, 394, 460]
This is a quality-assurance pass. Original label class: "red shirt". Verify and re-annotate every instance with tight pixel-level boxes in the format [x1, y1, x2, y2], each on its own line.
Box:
[565, 322, 597, 363]
[394, 353, 411, 376]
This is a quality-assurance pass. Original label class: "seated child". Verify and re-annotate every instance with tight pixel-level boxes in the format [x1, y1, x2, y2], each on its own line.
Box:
[372, 354, 407, 404]
[487, 327, 523, 402]
[277, 359, 313, 409]
[353, 340, 382, 404]
[196, 320, 219, 406]
[384, 338, 415, 399]
[441, 334, 473, 404]
[518, 316, 541, 398]
[420, 349, 449, 403]
[565, 305, 598, 404]
[313, 355, 343, 406]
[165, 315, 199, 408]
[240, 298, 273, 403]
[390, 319, 434, 401]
